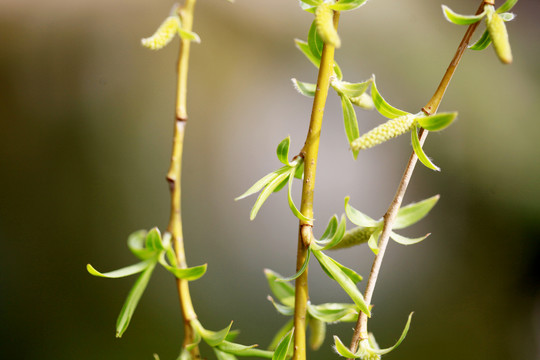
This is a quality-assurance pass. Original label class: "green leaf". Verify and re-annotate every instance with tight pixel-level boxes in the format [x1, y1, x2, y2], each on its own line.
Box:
[159, 252, 208, 280]
[329, 0, 369, 11]
[146, 227, 165, 252]
[276, 137, 291, 166]
[469, 30, 492, 50]
[417, 112, 457, 131]
[294, 39, 320, 68]
[371, 77, 409, 119]
[116, 261, 157, 337]
[193, 320, 233, 347]
[264, 269, 295, 308]
[319, 215, 338, 242]
[344, 197, 380, 227]
[317, 215, 347, 250]
[178, 28, 201, 43]
[268, 319, 294, 351]
[390, 231, 430, 245]
[277, 247, 311, 282]
[214, 348, 238, 360]
[313, 250, 370, 316]
[308, 20, 323, 60]
[333, 62, 343, 81]
[367, 229, 381, 254]
[250, 171, 290, 220]
[87, 260, 152, 278]
[333, 335, 359, 358]
[287, 172, 312, 222]
[308, 303, 357, 323]
[497, 0, 518, 13]
[332, 79, 371, 98]
[340, 95, 360, 159]
[441, 5, 486, 25]
[272, 329, 294, 360]
[394, 195, 439, 229]
[499, 12, 516, 21]
[217, 341, 273, 358]
[235, 167, 287, 201]
[186, 329, 202, 350]
[311, 303, 358, 322]
[309, 318, 326, 350]
[294, 160, 304, 179]
[128, 230, 155, 260]
[273, 176, 289, 193]
[300, 0, 323, 7]
[411, 126, 440, 171]
[268, 296, 295, 316]
[370, 313, 413, 355]
[292, 79, 316, 97]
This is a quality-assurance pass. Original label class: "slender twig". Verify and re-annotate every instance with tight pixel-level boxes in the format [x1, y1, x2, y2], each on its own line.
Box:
[165, 0, 200, 358]
[292, 11, 341, 360]
[348, 0, 487, 354]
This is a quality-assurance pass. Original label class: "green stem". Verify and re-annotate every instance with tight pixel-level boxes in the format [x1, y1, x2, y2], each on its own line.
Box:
[292, 11, 340, 360]
[347, 0, 486, 355]
[166, 0, 199, 358]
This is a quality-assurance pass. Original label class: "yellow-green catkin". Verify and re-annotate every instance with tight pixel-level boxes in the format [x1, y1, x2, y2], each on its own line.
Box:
[309, 318, 326, 350]
[486, 8, 513, 64]
[141, 16, 181, 50]
[315, 3, 341, 48]
[350, 93, 374, 110]
[351, 114, 416, 151]
[331, 226, 375, 250]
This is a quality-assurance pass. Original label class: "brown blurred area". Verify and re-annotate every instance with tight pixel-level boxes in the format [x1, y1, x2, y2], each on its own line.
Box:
[1, 0, 539, 359]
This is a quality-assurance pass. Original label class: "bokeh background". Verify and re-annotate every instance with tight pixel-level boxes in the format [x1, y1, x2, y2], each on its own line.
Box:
[1, 0, 539, 359]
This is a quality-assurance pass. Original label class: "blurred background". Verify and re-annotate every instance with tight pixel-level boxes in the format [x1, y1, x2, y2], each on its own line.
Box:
[1, 0, 539, 359]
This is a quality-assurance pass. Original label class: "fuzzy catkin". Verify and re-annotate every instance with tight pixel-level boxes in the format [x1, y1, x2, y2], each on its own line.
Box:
[315, 4, 341, 48]
[331, 226, 376, 250]
[351, 114, 416, 151]
[486, 9, 512, 64]
[309, 318, 326, 350]
[141, 16, 181, 50]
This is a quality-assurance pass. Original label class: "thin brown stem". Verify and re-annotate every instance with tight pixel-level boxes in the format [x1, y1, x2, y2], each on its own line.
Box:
[166, 0, 199, 358]
[292, 11, 340, 360]
[348, 1, 486, 354]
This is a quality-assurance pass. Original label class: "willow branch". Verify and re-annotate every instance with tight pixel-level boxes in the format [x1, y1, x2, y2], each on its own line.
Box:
[348, 0, 486, 354]
[166, 0, 199, 358]
[292, 11, 341, 360]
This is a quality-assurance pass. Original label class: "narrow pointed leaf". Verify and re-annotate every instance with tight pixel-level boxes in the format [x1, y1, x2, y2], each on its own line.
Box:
[333, 79, 371, 98]
[292, 78, 316, 97]
[146, 227, 164, 251]
[294, 160, 304, 179]
[442, 5, 486, 25]
[469, 30, 492, 50]
[417, 112, 457, 131]
[128, 230, 155, 260]
[178, 28, 201, 43]
[87, 260, 151, 278]
[329, 0, 369, 11]
[277, 247, 311, 282]
[394, 195, 440, 229]
[319, 215, 338, 242]
[250, 172, 290, 220]
[367, 229, 381, 255]
[311, 303, 358, 322]
[333, 62, 343, 81]
[319, 215, 347, 250]
[116, 261, 157, 337]
[294, 39, 320, 68]
[371, 313, 414, 355]
[272, 329, 294, 360]
[497, 0, 518, 13]
[276, 137, 291, 166]
[268, 319, 294, 351]
[390, 231, 430, 245]
[308, 304, 357, 323]
[195, 321, 233, 347]
[235, 168, 286, 201]
[341, 95, 360, 159]
[333, 335, 360, 358]
[344, 197, 380, 227]
[308, 21, 323, 60]
[288, 173, 312, 222]
[217, 341, 273, 358]
[264, 269, 295, 307]
[371, 78, 409, 119]
[313, 250, 370, 316]
[186, 330, 202, 350]
[159, 253, 207, 280]
[214, 348, 238, 360]
[268, 296, 295, 316]
[411, 127, 440, 171]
